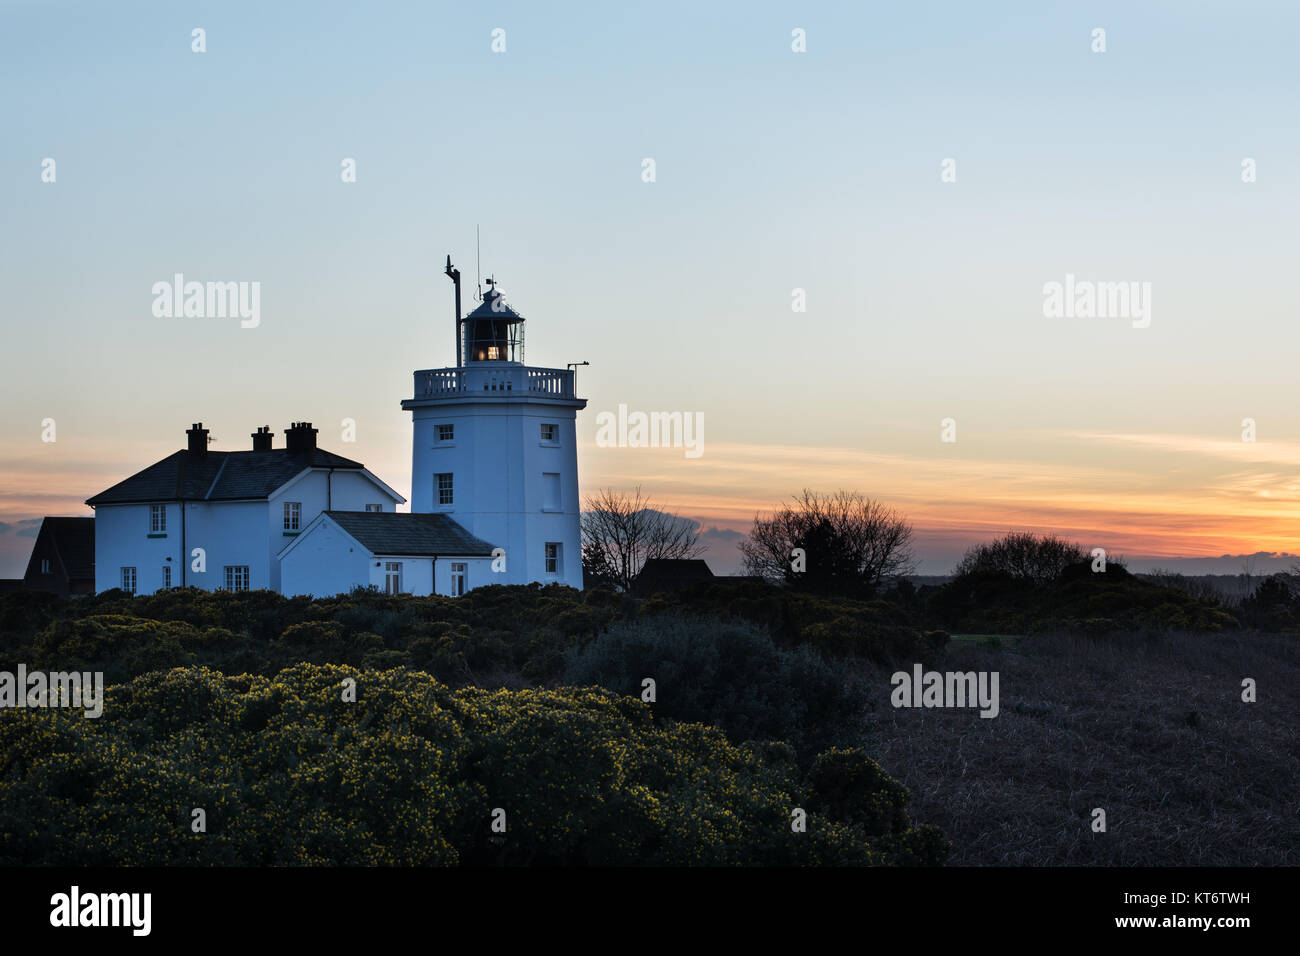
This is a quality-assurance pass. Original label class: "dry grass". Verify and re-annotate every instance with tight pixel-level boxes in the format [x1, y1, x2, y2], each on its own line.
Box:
[859, 630, 1300, 865]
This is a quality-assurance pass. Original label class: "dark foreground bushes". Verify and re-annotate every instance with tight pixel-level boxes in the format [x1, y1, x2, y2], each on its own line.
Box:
[0, 664, 946, 866]
[927, 562, 1237, 635]
[0, 582, 940, 690]
[565, 615, 869, 763]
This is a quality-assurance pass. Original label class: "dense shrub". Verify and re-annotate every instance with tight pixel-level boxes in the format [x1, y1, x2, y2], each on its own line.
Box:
[953, 532, 1088, 586]
[564, 615, 869, 762]
[928, 563, 1237, 635]
[641, 581, 945, 665]
[0, 664, 946, 866]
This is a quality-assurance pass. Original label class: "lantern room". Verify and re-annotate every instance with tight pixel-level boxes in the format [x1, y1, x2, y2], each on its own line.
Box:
[461, 280, 525, 364]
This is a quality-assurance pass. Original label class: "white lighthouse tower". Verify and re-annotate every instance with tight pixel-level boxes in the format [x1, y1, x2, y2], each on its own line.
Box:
[401, 258, 587, 589]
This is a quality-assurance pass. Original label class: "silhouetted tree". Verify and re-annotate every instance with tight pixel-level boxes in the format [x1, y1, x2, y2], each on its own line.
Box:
[580, 487, 706, 591]
[953, 532, 1087, 586]
[739, 490, 915, 597]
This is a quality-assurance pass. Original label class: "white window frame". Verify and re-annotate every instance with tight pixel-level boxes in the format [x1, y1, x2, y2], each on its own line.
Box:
[365, 503, 383, 513]
[224, 565, 250, 592]
[384, 561, 403, 595]
[540, 423, 558, 444]
[150, 504, 166, 534]
[284, 501, 301, 532]
[450, 561, 467, 597]
[161, 564, 171, 589]
[436, 423, 455, 443]
[121, 567, 137, 594]
[545, 542, 561, 575]
[435, 473, 453, 507]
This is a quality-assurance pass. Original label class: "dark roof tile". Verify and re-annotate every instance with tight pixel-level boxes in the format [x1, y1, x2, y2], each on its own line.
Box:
[322, 511, 496, 557]
[86, 448, 365, 505]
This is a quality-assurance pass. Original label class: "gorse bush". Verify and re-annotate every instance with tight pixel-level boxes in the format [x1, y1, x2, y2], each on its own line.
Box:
[0, 581, 939, 688]
[0, 664, 947, 866]
[564, 615, 869, 762]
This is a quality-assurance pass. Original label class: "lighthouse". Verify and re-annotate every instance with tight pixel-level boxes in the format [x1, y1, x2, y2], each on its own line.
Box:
[401, 258, 587, 589]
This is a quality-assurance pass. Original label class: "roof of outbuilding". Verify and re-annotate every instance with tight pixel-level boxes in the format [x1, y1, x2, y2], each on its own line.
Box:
[322, 511, 497, 557]
[86, 448, 365, 506]
[36, 517, 95, 579]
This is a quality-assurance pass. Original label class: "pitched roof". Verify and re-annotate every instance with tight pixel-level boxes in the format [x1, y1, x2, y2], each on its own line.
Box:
[464, 288, 524, 322]
[33, 517, 95, 579]
[634, 558, 715, 593]
[86, 448, 365, 506]
[323, 511, 496, 557]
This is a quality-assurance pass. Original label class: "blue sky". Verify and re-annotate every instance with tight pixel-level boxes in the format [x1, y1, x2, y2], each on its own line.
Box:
[3, 0, 1300, 576]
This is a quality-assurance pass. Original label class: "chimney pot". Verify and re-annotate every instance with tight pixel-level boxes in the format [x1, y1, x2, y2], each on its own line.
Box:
[284, 421, 319, 452]
[186, 423, 210, 456]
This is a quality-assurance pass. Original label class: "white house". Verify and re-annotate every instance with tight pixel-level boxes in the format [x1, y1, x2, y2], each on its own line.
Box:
[87, 422, 404, 595]
[85, 261, 588, 598]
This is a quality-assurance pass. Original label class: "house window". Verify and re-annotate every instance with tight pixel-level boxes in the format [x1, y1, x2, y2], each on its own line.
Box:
[121, 567, 137, 594]
[437, 423, 454, 442]
[365, 503, 382, 513]
[284, 501, 301, 531]
[436, 473, 453, 506]
[161, 565, 171, 589]
[545, 542, 561, 575]
[40, 558, 51, 575]
[150, 504, 166, 534]
[542, 472, 561, 511]
[540, 423, 558, 443]
[384, 562, 402, 595]
[450, 562, 467, 597]
[224, 566, 250, 592]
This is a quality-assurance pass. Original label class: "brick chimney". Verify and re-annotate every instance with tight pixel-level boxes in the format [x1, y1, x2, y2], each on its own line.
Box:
[186, 423, 209, 456]
[284, 421, 318, 452]
[251, 426, 273, 452]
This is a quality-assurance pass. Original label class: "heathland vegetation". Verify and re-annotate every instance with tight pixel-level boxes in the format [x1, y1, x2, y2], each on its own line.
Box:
[1, 494, 1296, 866]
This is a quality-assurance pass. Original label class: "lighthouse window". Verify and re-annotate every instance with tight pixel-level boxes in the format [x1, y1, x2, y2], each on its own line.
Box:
[437, 424, 454, 442]
[487, 346, 500, 360]
[540, 423, 558, 443]
[545, 542, 561, 574]
[436, 473, 454, 506]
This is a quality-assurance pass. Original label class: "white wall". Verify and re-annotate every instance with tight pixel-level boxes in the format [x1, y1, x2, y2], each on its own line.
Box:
[270, 469, 399, 590]
[280, 519, 370, 598]
[409, 401, 583, 589]
[94, 499, 271, 594]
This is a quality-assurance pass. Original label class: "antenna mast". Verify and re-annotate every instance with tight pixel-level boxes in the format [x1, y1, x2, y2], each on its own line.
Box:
[444, 255, 462, 367]
[476, 225, 482, 300]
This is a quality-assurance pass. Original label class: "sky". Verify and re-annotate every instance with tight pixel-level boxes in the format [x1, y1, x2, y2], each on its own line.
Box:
[3, 0, 1299, 576]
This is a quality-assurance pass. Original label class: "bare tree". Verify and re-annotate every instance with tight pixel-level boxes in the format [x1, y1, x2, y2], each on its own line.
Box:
[581, 486, 706, 590]
[739, 489, 915, 596]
